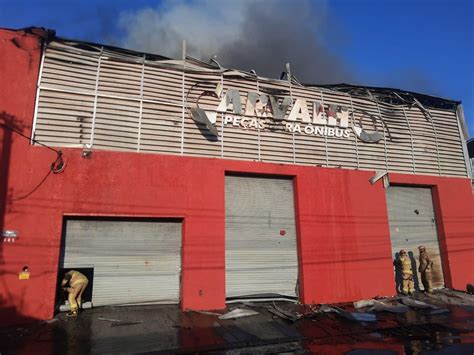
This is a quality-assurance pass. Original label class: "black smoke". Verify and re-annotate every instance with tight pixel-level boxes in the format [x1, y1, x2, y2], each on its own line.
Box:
[118, 0, 354, 84]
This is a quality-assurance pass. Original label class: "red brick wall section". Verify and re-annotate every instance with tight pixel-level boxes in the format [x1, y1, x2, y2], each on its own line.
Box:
[1, 28, 473, 325]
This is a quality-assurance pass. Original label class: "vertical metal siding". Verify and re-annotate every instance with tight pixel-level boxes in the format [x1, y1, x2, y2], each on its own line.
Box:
[225, 176, 299, 298]
[62, 219, 182, 306]
[386, 187, 445, 290]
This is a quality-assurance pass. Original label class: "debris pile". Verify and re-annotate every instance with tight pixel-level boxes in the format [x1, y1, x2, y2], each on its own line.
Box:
[180, 290, 469, 327]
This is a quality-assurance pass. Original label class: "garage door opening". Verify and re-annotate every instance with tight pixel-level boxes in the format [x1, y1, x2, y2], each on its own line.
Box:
[225, 175, 299, 302]
[386, 186, 445, 293]
[57, 217, 183, 309]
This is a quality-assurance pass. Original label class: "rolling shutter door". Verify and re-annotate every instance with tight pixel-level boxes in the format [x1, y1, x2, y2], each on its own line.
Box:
[61, 219, 182, 306]
[386, 187, 445, 290]
[225, 176, 298, 298]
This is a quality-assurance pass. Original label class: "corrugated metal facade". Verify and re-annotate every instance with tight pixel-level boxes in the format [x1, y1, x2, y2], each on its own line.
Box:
[61, 219, 182, 306]
[225, 176, 298, 298]
[33, 40, 468, 177]
[385, 187, 444, 290]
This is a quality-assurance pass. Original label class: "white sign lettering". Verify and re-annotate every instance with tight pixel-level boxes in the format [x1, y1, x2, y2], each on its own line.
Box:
[214, 89, 351, 137]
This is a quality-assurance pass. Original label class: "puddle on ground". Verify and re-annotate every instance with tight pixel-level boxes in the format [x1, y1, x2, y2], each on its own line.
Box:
[2, 300, 473, 354]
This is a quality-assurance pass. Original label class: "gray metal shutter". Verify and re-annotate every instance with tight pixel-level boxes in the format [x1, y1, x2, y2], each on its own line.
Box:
[61, 219, 182, 306]
[225, 176, 298, 298]
[386, 186, 444, 290]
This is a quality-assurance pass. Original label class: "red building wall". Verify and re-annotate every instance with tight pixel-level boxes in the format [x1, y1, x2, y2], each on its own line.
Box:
[1, 28, 473, 325]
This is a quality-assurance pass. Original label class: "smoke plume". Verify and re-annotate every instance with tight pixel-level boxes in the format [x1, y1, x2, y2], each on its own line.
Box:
[118, 0, 353, 84]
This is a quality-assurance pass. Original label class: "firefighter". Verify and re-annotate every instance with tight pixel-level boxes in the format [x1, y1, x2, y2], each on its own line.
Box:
[395, 249, 414, 295]
[61, 270, 89, 317]
[418, 245, 434, 293]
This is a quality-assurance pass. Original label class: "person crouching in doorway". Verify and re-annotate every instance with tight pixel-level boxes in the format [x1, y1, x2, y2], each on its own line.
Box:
[62, 270, 89, 317]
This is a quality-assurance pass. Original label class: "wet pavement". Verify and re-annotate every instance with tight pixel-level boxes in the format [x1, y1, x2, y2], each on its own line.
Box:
[1, 289, 473, 354]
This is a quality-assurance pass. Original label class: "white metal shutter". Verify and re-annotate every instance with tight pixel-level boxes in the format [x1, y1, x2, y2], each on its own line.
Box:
[61, 219, 182, 306]
[225, 176, 298, 298]
[386, 187, 445, 290]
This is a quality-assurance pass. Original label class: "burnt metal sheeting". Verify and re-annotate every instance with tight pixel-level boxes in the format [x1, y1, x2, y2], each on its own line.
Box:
[352, 125, 384, 143]
[314, 83, 460, 111]
[5, 28, 464, 110]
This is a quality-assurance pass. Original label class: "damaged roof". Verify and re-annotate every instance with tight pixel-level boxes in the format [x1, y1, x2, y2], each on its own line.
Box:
[6, 26, 462, 113]
[315, 83, 460, 112]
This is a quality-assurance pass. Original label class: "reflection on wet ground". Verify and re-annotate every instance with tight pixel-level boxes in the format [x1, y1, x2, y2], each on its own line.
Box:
[1, 289, 473, 354]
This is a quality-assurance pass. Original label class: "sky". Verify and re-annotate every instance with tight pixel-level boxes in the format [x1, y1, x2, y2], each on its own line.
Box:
[1, 0, 473, 136]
